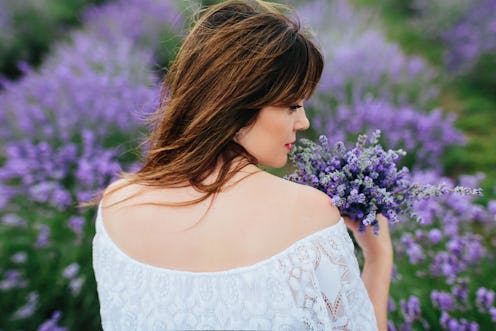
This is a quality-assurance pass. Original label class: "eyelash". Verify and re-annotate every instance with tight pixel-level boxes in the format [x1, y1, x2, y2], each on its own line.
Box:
[289, 105, 303, 111]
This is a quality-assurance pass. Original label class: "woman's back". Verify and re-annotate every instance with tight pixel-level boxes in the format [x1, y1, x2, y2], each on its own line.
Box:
[93, 169, 378, 330]
[99, 167, 341, 272]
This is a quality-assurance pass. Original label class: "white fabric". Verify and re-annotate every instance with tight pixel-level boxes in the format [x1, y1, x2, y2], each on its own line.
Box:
[93, 202, 378, 331]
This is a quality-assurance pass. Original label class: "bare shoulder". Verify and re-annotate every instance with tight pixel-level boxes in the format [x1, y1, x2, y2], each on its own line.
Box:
[256, 171, 341, 231]
[101, 178, 146, 210]
[291, 181, 342, 231]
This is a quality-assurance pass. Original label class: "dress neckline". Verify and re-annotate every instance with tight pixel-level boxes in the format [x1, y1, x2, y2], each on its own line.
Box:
[95, 201, 345, 276]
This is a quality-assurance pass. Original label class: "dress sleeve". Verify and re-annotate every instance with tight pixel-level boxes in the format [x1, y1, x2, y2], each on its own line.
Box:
[312, 220, 378, 331]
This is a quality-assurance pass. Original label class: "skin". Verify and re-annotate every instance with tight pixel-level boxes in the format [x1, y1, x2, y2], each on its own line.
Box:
[345, 214, 393, 331]
[236, 100, 310, 168]
[239, 102, 393, 330]
[102, 100, 392, 330]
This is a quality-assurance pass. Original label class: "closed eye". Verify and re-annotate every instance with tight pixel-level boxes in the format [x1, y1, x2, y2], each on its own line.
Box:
[289, 104, 303, 111]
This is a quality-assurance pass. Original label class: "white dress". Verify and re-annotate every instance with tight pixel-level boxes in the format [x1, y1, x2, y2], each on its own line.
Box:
[92, 203, 378, 331]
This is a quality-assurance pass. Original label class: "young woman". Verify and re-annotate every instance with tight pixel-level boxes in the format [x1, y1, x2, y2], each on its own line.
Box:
[92, 1, 393, 330]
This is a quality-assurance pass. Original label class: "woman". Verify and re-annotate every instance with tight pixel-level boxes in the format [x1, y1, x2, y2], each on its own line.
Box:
[92, 0, 393, 330]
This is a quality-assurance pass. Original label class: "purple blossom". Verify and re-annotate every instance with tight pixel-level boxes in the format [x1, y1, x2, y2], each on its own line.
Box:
[488, 200, 496, 222]
[287, 131, 480, 232]
[443, 0, 496, 73]
[409, 0, 473, 38]
[428, 228, 443, 244]
[1, 214, 27, 227]
[431, 290, 455, 311]
[400, 295, 421, 324]
[82, 0, 183, 48]
[476, 287, 495, 312]
[13, 292, 38, 320]
[388, 320, 397, 331]
[296, 0, 463, 169]
[297, 0, 439, 106]
[452, 279, 469, 303]
[69, 277, 84, 296]
[441, 312, 459, 331]
[0, 0, 170, 215]
[388, 297, 397, 312]
[37, 311, 67, 331]
[35, 224, 50, 248]
[490, 307, 496, 322]
[68, 216, 85, 238]
[62, 263, 80, 279]
[0, 270, 27, 290]
[312, 97, 464, 170]
[11, 252, 28, 264]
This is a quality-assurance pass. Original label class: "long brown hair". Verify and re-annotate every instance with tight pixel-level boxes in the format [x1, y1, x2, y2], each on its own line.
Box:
[97, 0, 323, 207]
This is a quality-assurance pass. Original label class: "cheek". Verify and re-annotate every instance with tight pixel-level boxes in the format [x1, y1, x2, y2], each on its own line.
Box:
[258, 112, 292, 136]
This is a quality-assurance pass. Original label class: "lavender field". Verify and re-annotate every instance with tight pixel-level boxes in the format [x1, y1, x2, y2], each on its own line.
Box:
[0, 0, 495, 330]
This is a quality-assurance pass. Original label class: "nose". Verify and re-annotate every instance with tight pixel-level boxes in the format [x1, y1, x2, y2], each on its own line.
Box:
[295, 107, 310, 131]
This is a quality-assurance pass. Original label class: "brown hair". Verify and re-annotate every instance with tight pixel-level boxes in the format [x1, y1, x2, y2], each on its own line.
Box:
[97, 0, 323, 207]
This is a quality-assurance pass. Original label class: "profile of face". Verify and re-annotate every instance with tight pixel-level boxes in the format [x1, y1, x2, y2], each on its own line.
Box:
[236, 100, 310, 168]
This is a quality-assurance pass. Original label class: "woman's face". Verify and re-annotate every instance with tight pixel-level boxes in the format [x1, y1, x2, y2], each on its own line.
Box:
[237, 100, 310, 168]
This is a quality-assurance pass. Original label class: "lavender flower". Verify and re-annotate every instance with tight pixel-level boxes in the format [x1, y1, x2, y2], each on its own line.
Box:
[35, 224, 50, 248]
[443, 0, 496, 73]
[476, 287, 495, 312]
[0, 270, 28, 290]
[11, 252, 28, 264]
[297, 0, 440, 108]
[287, 131, 481, 232]
[13, 292, 39, 320]
[431, 290, 455, 311]
[410, 0, 473, 38]
[62, 263, 80, 279]
[69, 277, 85, 296]
[37, 311, 67, 331]
[490, 307, 496, 322]
[400, 295, 423, 326]
[312, 96, 464, 170]
[452, 278, 469, 303]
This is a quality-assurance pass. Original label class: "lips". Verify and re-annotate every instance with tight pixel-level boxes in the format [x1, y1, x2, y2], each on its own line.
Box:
[285, 142, 295, 151]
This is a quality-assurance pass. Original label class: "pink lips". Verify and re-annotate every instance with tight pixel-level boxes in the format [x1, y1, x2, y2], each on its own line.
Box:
[285, 143, 293, 151]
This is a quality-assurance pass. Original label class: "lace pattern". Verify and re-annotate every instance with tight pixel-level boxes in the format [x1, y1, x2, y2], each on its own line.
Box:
[93, 204, 378, 331]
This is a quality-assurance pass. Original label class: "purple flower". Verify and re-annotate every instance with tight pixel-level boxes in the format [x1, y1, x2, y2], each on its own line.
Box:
[431, 290, 455, 311]
[13, 292, 38, 320]
[490, 307, 496, 322]
[35, 224, 50, 248]
[488, 200, 496, 222]
[400, 295, 421, 324]
[62, 263, 80, 279]
[476, 287, 495, 312]
[443, 0, 496, 73]
[287, 131, 480, 232]
[312, 97, 464, 170]
[441, 311, 459, 331]
[37, 311, 67, 331]
[68, 216, 85, 238]
[11, 252, 27, 264]
[69, 277, 84, 296]
[428, 228, 443, 244]
[0, 270, 27, 290]
[452, 279, 469, 303]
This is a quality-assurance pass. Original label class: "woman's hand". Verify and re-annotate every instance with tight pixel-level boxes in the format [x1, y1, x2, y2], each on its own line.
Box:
[343, 214, 393, 261]
[343, 214, 393, 331]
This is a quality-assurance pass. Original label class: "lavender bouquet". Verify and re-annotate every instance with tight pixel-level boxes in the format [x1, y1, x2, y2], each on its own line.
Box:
[287, 130, 482, 233]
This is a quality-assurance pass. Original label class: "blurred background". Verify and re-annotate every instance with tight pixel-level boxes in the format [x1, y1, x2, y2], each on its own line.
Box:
[0, 0, 495, 330]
